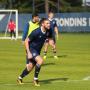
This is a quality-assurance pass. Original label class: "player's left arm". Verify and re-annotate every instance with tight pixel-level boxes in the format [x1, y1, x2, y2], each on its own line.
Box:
[54, 20, 59, 40]
[54, 26, 59, 40]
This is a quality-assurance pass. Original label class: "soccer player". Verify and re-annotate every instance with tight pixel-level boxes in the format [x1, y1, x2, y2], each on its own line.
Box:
[22, 13, 39, 42]
[8, 19, 16, 39]
[18, 13, 39, 85]
[17, 18, 50, 86]
[43, 11, 59, 59]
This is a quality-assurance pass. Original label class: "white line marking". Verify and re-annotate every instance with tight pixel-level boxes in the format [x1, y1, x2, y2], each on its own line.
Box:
[0, 83, 18, 86]
[0, 83, 31, 86]
[51, 79, 89, 83]
[83, 76, 90, 80]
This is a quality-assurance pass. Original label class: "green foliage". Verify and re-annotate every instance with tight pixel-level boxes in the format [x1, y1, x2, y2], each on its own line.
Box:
[0, 0, 89, 13]
[65, 0, 82, 6]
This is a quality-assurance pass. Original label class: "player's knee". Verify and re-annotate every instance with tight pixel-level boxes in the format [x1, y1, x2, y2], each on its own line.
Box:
[37, 59, 43, 65]
[50, 42, 55, 47]
[26, 64, 33, 71]
[49, 40, 54, 45]
[35, 56, 44, 65]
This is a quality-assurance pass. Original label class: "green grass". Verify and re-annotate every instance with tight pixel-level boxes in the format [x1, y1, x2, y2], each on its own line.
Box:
[0, 33, 90, 90]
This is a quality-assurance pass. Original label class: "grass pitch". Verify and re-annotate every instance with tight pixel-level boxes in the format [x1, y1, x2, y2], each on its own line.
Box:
[0, 33, 90, 90]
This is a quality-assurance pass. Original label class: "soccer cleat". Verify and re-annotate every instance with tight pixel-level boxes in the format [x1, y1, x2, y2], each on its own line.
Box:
[17, 77, 24, 85]
[54, 56, 58, 59]
[33, 80, 40, 86]
[43, 55, 47, 60]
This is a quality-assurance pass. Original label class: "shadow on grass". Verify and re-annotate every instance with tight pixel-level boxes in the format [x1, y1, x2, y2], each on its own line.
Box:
[40, 78, 69, 84]
[48, 55, 67, 59]
[25, 78, 69, 84]
[42, 63, 55, 67]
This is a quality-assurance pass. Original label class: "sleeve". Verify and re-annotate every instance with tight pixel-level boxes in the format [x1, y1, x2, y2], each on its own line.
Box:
[22, 23, 29, 41]
[28, 30, 37, 42]
[54, 20, 57, 27]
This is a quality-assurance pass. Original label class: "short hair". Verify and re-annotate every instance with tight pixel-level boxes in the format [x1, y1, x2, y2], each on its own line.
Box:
[48, 11, 54, 14]
[40, 18, 48, 25]
[32, 13, 38, 18]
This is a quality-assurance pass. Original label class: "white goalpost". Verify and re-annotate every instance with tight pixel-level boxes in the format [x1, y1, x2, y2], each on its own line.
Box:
[0, 9, 18, 39]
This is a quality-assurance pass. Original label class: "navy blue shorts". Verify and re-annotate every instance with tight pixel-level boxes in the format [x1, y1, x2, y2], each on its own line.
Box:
[52, 35, 56, 44]
[46, 35, 56, 44]
[26, 48, 40, 64]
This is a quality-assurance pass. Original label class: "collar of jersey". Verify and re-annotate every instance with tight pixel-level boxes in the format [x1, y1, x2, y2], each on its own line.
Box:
[48, 18, 53, 21]
[31, 20, 36, 23]
[41, 27, 46, 34]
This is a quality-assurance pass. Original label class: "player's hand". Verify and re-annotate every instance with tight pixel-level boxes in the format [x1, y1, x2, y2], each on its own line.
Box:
[27, 51, 32, 59]
[8, 29, 10, 32]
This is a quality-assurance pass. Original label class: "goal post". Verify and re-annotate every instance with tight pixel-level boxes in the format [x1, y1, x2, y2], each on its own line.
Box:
[0, 9, 18, 39]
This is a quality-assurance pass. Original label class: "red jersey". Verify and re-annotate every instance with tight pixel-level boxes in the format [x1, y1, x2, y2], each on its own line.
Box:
[8, 21, 16, 31]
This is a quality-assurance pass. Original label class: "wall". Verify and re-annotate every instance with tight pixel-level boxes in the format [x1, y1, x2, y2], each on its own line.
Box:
[0, 13, 90, 32]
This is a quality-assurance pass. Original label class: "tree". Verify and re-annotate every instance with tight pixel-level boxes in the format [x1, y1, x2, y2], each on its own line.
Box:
[0, 0, 89, 13]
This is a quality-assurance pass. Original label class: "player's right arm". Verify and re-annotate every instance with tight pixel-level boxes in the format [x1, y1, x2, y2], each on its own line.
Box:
[24, 30, 37, 59]
[24, 38, 32, 59]
[22, 23, 29, 43]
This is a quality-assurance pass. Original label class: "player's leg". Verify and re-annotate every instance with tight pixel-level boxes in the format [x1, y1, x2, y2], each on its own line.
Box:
[34, 56, 43, 79]
[49, 39, 58, 59]
[17, 58, 35, 84]
[12, 31, 16, 40]
[34, 55, 43, 86]
[11, 31, 13, 39]
[13, 30, 16, 38]
[43, 39, 49, 59]
[10, 31, 12, 39]
[19, 63, 34, 79]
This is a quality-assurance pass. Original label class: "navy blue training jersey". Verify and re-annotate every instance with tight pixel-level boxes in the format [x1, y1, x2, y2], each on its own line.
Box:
[48, 19, 57, 37]
[28, 28, 49, 52]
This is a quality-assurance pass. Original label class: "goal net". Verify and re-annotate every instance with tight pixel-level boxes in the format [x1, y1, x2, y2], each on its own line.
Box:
[0, 9, 19, 39]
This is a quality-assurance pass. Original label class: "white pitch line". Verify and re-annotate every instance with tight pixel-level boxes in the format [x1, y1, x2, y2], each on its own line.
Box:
[83, 76, 90, 80]
[0, 82, 32, 86]
[0, 83, 18, 86]
[51, 79, 90, 84]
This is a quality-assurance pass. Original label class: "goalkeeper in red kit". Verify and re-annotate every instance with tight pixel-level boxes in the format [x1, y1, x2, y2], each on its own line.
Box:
[8, 19, 16, 39]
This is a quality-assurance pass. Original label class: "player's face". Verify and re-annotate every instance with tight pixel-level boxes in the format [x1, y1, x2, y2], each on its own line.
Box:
[43, 20, 50, 30]
[48, 13, 54, 19]
[34, 16, 39, 22]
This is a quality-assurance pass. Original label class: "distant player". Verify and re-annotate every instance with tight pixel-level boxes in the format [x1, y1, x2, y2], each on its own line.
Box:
[22, 13, 39, 42]
[8, 19, 16, 39]
[17, 18, 50, 86]
[43, 11, 59, 59]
